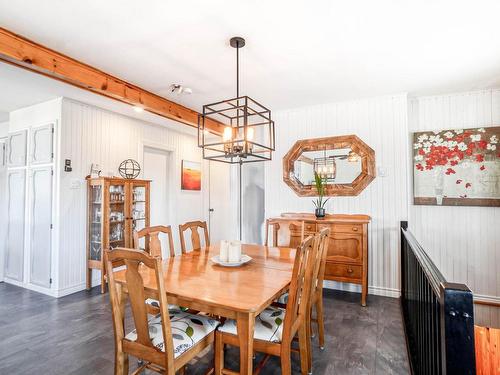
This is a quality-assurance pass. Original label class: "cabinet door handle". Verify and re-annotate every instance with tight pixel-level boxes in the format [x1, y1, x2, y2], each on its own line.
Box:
[352, 227, 358, 232]
[347, 268, 353, 273]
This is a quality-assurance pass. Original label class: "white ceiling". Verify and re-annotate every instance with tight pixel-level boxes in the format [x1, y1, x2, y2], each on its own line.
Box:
[0, 63, 196, 135]
[1, 0, 500, 112]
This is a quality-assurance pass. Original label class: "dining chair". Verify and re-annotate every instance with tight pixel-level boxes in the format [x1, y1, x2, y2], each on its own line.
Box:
[306, 227, 330, 372]
[133, 225, 175, 258]
[215, 234, 320, 375]
[105, 247, 219, 375]
[264, 218, 305, 248]
[133, 225, 180, 314]
[179, 220, 209, 253]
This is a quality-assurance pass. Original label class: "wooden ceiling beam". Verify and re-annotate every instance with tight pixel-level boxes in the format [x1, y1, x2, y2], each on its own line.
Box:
[0, 27, 224, 134]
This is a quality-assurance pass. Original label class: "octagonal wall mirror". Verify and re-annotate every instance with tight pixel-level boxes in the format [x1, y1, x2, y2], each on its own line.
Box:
[283, 135, 376, 196]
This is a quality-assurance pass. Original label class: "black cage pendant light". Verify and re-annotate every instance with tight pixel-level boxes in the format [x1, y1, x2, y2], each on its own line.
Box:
[198, 37, 275, 164]
[198, 37, 275, 240]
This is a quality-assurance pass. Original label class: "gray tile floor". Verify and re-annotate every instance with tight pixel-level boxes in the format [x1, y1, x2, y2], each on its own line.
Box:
[0, 283, 410, 374]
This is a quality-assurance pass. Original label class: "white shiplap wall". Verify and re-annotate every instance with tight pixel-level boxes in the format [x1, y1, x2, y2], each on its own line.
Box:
[266, 94, 409, 297]
[57, 98, 226, 295]
[408, 89, 500, 327]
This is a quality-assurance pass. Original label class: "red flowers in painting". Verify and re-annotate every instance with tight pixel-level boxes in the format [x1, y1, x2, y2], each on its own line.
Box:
[414, 128, 498, 174]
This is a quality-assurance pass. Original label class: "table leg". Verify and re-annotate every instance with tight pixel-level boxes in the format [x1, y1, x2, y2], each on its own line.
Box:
[237, 312, 255, 375]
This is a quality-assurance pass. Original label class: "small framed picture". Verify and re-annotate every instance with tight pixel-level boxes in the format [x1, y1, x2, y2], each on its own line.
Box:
[181, 160, 201, 191]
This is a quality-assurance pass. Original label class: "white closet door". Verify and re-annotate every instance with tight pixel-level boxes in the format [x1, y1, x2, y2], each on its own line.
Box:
[30, 123, 54, 165]
[29, 167, 52, 288]
[5, 169, 26, 281]
[7, 130, 27, 167]
[0, 137, 6, 167]
[0, 138, 6, 281]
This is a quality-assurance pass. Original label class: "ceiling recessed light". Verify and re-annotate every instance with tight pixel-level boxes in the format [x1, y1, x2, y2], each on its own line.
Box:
[133, 106, 144, 113]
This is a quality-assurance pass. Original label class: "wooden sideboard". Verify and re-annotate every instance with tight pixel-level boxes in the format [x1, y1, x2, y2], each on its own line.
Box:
[274, 213, 371, 306]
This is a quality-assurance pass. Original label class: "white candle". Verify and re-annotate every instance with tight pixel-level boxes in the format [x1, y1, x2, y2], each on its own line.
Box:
[228, 240, 242, 263]
[220, 240, 229, 262]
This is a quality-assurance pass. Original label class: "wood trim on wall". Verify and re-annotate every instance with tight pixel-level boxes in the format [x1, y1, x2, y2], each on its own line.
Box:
[0, 27, 224, 134]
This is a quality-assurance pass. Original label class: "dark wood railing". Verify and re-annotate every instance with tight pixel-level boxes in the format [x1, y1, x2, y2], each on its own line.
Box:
[400, 221, 476, 375]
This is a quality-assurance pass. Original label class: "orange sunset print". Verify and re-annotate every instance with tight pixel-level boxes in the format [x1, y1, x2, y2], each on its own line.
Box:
[181, 160, 201, 190]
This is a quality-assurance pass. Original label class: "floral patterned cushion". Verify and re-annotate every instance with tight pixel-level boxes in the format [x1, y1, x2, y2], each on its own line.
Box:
[145, 298, 187, 312]
[218, 306, 285, 343]
[125, 310, 219, 358]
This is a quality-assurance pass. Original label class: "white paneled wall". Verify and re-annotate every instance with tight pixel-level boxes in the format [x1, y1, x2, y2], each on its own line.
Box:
[57, 99, 228, 295]
[408, 89, 500, 327]
[266, 94, 409, 297]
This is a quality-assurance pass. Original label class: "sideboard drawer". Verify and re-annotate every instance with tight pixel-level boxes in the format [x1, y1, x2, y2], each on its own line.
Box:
[325, 262, 362, 281]
[304, 222, 317, 233]
[333, 223, 363, 234]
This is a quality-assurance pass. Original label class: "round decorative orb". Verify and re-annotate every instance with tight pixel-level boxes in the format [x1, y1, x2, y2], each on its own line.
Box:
[118, 159, 141, 179]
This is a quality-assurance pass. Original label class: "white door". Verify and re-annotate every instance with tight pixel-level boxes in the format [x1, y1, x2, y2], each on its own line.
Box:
[208, 161, 232, 243]
[5, 169, 26, 282]
[143, 147, 171, 256]
[29, 167, 52, 288]
[29, 123, 54, 165]
[7, 130, 27, 167]
[0, 138, 6, 281]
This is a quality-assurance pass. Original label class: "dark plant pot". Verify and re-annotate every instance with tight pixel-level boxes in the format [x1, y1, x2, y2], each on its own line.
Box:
[315, 208, 326, 218]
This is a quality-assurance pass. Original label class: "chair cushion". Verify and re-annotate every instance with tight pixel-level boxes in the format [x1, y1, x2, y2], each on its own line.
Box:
[125, 311, 219, 358]
[218, 306, 285, 343]
[146, 298, 187, 312]
[276, 292, 289, 304]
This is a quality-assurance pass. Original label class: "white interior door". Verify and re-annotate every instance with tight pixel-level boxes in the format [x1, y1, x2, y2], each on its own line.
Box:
[143, 147, 171, 256]
[5, 169, 26, 282]
[7, 130, 27, 167]
[0, 138, 6, 281]
[208, 161, 232, 243]
[29, 123, 54, 165]
[29, 167, 52, 288]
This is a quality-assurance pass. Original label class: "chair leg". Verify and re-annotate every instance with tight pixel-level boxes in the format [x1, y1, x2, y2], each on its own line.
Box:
[306, 309, 313, 374]
[214, 331, 224, 375]
[115, 350, 129, 375]
[316, 299, 325, 350]
[280, 342, 292, 375]
[298, 325, 309, 375]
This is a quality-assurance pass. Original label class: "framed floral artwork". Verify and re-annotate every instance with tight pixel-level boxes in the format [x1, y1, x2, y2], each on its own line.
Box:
[181, 160, 201, 191]
[413, 126, 500, 207]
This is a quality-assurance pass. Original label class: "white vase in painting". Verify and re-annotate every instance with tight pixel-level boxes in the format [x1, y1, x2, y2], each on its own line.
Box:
[433, 166, 445, 205]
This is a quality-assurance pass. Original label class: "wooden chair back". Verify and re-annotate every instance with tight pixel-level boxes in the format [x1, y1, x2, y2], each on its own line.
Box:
[133, 225, 175, 258]
[105, 247, 175, 372]
[312, 228, 330, 297]
[264, 218, 305, 247]
[282, 234, 319, 338]
[179, 220, 209, 253]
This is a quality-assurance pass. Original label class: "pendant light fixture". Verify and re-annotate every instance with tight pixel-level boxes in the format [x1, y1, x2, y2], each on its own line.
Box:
[314, 145, 336, 181]
[198, 37, 275, 240]
[198, 37, 275, 164]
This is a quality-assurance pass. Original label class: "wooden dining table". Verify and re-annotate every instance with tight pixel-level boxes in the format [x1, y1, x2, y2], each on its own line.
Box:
[112, 243, 296, 375]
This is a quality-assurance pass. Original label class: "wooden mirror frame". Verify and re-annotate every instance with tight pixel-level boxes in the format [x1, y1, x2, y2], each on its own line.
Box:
[283, 135, 376, 197]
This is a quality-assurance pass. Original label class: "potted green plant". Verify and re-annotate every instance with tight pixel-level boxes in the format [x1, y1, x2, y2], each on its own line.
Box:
[313, 172, 330, 218]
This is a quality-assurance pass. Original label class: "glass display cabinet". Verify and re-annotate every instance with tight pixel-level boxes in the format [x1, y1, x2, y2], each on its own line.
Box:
[86, 177, 150, 293]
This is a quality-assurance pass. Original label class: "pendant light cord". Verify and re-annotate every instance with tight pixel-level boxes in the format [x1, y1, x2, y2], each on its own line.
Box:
[236, 39, 239, 97]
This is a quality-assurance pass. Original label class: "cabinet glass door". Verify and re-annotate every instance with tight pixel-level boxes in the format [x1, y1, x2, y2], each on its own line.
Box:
[108, 182, 126, 249]
[131, 184, 147, 244]
[89, 184, 103, 260]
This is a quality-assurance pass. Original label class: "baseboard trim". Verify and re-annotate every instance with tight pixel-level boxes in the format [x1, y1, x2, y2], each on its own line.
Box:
[323, 280, 400, 298]
[4, 277, 57, 297]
